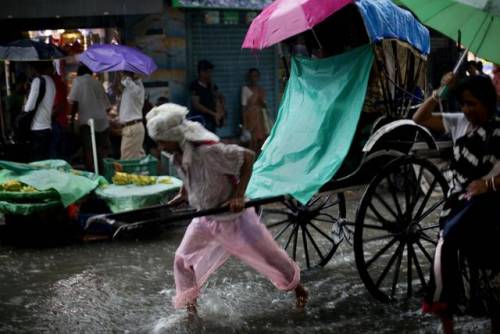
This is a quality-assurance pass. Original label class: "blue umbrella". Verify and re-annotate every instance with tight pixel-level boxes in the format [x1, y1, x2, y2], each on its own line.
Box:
[79, 44, 158, 76]
[0, 39, 66, 61]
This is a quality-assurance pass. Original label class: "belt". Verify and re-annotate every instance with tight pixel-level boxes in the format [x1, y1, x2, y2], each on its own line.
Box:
[122, 119, 143, 127]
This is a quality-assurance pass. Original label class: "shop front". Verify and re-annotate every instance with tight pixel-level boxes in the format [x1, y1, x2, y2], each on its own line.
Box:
[173, 0, 278, 138]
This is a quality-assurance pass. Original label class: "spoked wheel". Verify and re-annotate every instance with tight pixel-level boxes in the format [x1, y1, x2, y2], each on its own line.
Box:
[354, 156, 449, 303]
[260, 192, 347, 270]
[458, 251, 500, 316]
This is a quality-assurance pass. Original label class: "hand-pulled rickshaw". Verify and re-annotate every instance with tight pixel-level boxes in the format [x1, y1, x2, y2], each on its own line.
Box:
[89, 0, 452, 304]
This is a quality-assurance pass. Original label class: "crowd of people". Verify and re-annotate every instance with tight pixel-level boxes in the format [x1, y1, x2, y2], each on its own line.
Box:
[5, 59, 271, 170]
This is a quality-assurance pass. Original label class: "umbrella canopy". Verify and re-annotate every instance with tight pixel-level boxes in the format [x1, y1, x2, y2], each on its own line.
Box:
[399, 0, 500, 64]
[242, 0, 430, 55]
[0, 40, 66, 61]
[79, 44, 158, 76]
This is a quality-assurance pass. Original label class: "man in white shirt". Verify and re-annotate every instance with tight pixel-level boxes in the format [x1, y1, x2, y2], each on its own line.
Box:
[22, 62, 56, 161]
[68, 64, 111, 171]
[118, 71, 145, 160]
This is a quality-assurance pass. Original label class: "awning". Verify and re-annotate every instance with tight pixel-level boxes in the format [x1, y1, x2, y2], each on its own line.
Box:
[1, 0, 163, 19]
[172, 0, 272, 10]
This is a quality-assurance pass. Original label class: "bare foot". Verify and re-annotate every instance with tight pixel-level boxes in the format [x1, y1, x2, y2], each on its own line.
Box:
[295, 284, 308, 309]
[186, 302, 198, 320]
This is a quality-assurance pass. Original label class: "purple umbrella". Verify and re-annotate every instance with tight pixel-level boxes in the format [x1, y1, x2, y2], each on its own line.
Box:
[79, 44, 157, 76]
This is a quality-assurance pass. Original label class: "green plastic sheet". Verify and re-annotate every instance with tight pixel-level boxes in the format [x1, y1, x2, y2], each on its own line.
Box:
[95, 177, 182, 213]
[246, 45, 374, 204]
[0, 160, 106, 210]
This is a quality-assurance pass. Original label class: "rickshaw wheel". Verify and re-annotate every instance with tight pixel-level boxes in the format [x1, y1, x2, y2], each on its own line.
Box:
[354, 156, 448, 303]
[260, 192, 347, 270]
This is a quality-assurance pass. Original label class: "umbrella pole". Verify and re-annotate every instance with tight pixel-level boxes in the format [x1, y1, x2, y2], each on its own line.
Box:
[311, 28, 323, 50]
[438, 48, 469, 99]
[277, 43, 290, 79]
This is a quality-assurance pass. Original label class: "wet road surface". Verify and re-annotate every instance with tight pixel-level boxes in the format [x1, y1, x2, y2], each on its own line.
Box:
[0, 191, 490, 333]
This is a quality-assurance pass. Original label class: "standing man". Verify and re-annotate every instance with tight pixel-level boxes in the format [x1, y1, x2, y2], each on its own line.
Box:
[118, 71, 145, 160]
[189, 60, 225, 132]
[50, 70, 69, 160]
[68, 64, 111, 171]
[22, 62, 56, 161]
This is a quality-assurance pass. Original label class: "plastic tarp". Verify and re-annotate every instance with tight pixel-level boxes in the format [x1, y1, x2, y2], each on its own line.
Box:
[95, 177, 182, 213]
[355, 0, 430, 55]
[246, 45, 374, 204]
[0, 160, 105, 212]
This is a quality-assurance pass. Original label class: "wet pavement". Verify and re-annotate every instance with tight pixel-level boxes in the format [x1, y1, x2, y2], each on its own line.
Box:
[0, 191, 491, 333]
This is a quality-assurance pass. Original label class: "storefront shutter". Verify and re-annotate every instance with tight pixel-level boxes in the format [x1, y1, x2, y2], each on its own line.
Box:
[187, 11, 279, 138]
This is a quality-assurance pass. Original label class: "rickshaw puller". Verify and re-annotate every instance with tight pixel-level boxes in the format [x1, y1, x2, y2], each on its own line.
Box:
[146, 103, 308, 315]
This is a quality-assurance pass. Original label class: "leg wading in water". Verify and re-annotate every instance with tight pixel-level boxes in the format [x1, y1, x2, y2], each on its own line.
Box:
[173, 209, 305, 313]
[145, 103, 307, 315]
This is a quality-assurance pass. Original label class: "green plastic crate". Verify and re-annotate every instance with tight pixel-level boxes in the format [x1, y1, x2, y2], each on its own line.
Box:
[103, 155, 158, 182]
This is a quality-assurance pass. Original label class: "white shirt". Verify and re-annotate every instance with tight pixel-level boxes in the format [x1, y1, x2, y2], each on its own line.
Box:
[442, 112, 472, 143]
[68, 74, 110, 132]
[241, 86, 253, 107]
[119, 77, 145, 124]
[443, 112, 500, 180]
[23, 75, 56, 131]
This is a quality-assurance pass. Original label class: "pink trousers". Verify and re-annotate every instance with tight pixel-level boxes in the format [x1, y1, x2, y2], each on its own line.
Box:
[173, 208, 301, 308]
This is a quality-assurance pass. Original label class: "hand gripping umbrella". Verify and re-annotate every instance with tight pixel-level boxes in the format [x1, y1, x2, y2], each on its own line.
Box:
[79, 44, 157, 76]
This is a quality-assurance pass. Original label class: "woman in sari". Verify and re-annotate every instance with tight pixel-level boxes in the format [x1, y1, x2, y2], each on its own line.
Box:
[241, 68, 270, 154]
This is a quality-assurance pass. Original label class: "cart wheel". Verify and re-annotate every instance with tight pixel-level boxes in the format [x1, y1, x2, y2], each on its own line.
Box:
[354, 156, 448, 303]
[260, 192, 347, 270]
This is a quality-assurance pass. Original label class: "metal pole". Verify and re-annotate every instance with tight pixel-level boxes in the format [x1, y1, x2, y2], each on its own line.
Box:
[88, 118, 99, 175]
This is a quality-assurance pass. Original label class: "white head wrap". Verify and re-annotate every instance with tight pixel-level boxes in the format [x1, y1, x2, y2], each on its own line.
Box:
[146, 103, 219, 143]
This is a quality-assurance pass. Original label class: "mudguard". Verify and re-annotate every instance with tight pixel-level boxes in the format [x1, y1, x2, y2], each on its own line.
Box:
[362, 119, 438, 154]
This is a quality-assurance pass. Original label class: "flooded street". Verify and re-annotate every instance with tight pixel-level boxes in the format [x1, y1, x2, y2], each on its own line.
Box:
[0, 191, 491, 333]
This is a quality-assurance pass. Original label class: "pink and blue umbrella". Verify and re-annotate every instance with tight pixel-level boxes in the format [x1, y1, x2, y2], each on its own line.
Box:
[79, 44, 158, 76]
[242, 0, 430, 55]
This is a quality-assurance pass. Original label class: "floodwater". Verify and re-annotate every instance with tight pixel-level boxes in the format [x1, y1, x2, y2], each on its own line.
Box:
[0, 192, 491, 333]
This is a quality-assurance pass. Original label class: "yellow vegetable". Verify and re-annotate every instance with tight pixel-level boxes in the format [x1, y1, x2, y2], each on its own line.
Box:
[2, 180, 23, 192]
[111, 172, 159, 186]
[158, 177, 173, 185]
[0, 180, 38, 192]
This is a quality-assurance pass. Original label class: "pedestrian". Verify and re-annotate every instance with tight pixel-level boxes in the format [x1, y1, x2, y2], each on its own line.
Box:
[6, 73, 27, 134]
[49, 71, 69, 160]
[68, 63, 111, 172]
[241, 68, 270, 154]
[413, 73, 500, 333]
[189, 60, 225, 132]
[117, 71, 146, 160]
[146, 103, 308, 316]
[492, 64, 500, 98]
[20, 62, 56, 161]
[465, 60, 480, 77]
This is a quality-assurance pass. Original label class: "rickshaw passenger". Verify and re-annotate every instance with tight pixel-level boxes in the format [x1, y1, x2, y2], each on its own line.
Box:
[413, 73, 500, 333]
[146, 103, 308, 316]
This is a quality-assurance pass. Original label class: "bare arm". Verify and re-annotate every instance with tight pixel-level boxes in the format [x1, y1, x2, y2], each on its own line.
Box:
[226, 149, 256, 212]
[467, 173, 500, 199]
[413, 72, 456, 133]
[412, 94, 445, 133]
[168, 186, 188, 206]
[69, 101, 78, 122]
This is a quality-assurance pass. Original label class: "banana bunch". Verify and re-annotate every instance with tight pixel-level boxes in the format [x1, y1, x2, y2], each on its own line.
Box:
[112, 172, 158, 186]
[0, 180, 38, 192]
[158, 177, 173, 185]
